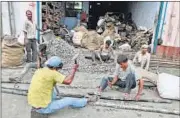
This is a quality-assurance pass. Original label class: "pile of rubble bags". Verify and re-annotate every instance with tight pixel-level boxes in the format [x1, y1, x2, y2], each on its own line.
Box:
[2, 35, 24, 68]
[96, 12, 153, 51]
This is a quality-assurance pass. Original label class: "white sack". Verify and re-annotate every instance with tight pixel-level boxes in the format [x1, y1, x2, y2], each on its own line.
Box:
[157, 73, 180, 100]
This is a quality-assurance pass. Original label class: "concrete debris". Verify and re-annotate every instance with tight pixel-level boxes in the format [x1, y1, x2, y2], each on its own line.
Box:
[96, 12, 153, 51]
[46, 39, 116, 74]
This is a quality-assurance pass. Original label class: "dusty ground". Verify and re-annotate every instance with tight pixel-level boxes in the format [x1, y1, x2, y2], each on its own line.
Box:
[2, 93, 179, 118]
[2, 67, 180, 118]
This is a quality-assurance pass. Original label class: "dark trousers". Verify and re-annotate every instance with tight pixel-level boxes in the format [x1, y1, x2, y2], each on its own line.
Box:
[26, 39, 37, 62]
[100, 73, 136, 93]
[92, 51, 110, 62]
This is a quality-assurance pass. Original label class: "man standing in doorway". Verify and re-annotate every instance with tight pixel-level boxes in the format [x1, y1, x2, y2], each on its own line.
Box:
[23, 10, 40, 62]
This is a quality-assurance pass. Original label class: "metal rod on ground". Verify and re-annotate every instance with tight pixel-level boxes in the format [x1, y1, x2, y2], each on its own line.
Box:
[2, 81, 157, 88]
[91, 102, 180, 115]
[2, 87, 172, 104]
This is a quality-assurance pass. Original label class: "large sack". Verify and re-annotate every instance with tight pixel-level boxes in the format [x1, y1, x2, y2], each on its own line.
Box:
[157, 73, 180, 100]
[2, 36, 24, 67]
[81, 31, 103, 50]
[119, 43, 131, 51]
[72, 31, 88, 46]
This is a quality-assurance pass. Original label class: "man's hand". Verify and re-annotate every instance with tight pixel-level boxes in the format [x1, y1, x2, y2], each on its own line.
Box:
[135, 94, 141, 101]
[72, 64, 79, 71]
[108, 81, 112, 88]
[124, 93, 130, 100]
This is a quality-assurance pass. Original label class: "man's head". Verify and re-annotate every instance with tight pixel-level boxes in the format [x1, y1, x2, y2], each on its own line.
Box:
[46, 56, 63, 70]
[105, 40, 111, 48]
[39, 44, 47, 54]
[141, 44, 148, 54]
[117, 54, 128, 69]
[26, 10, 32, 20]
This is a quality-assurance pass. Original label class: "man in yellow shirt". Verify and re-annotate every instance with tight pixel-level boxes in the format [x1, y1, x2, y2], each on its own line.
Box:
[28, 56, 97, 114]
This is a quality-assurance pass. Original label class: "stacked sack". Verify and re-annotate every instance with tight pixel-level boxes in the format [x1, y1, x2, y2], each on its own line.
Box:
[2, 35, 24, 67]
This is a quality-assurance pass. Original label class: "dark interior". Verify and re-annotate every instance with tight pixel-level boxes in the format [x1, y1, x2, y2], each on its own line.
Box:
[88, 1, 129, 29]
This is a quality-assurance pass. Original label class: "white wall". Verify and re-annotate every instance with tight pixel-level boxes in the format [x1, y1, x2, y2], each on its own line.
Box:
[2, 2, 11, 35]
[2, 2, 41, 38]
[128, 2, 160, 29]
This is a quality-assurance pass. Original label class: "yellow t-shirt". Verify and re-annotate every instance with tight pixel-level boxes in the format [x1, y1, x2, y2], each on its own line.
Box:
[28, 67, 65, 108]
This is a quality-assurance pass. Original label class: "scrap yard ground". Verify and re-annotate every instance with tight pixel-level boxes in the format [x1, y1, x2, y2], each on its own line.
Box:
[1, 1, 180, 117]
[2, 70, 180, 118]
[2, 39, 180, 118]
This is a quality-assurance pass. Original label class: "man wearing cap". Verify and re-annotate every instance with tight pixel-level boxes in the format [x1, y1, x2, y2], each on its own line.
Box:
[28, 56, 97, 114]
[133, 44, 151, 70]
[98, 54, 144, 100]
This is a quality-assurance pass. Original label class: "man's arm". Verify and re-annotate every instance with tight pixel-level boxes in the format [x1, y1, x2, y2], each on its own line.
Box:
[23, 21, 28, 44]
[109, 64, 119, 87]
[36, 55, 40, 69]
[110, 47, 115, 59]
[145, 54, 151, 70]
[62, 65, 78, 85]
[135, 78, 144, 100]
[97, 46, 103, 63]
[111, 75, 118, 85]
[133, 51, 139, 63]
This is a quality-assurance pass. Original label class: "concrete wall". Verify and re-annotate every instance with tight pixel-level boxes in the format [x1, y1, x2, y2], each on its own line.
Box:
[1, 2, 41, 39]
[2, 2, 11, 35]
[128, 2, 160, 29]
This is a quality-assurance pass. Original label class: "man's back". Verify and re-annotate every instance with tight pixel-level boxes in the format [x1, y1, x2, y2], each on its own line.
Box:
[28, 67, 65, 108]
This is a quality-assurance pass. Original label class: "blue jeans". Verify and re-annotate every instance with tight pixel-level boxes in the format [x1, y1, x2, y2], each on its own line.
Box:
[35, 90, 88, 114]
[100, 73, 136, 93]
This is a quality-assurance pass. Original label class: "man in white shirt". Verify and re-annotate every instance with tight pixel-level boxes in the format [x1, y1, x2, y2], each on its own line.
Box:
[23, 10, 41, 62]
[133, 44, 151, 70]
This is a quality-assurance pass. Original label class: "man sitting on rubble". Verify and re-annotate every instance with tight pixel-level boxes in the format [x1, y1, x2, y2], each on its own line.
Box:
[97, 54, 144, 100]
[91, 40, 115, 64]
[133, 44, 151, 70]
[9, 43, 48, 81]
[28, 56, 97, 114]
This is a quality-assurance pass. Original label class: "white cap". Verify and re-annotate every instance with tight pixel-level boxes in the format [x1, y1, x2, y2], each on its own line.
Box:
[141, 44, 148, 49]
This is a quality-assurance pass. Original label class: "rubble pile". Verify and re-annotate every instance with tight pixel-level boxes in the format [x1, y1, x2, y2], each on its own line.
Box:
[96, 12, 153, 51]
[47, 39, 116, 74]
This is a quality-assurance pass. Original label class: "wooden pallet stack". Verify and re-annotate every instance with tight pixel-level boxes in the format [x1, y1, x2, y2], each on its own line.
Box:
[42, 2, 65, 36]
